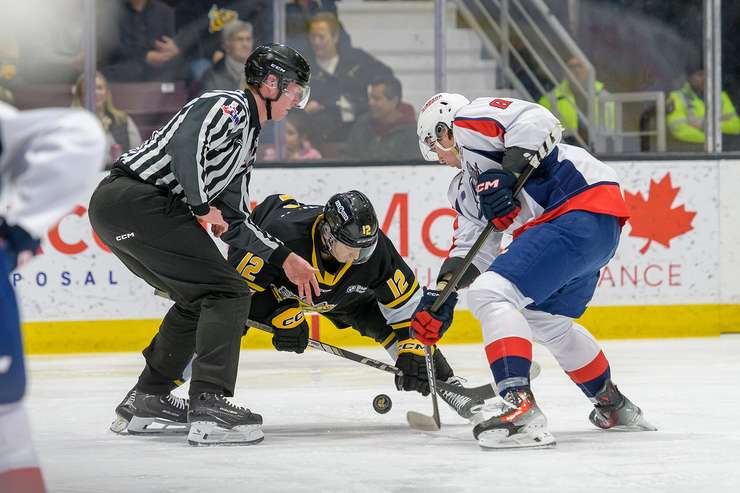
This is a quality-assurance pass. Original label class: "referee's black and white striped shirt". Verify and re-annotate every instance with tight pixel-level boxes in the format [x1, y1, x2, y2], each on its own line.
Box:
[116, 89, 292, 266]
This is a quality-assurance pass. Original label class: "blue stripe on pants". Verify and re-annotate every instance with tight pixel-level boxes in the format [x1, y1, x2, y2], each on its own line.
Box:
[0, 249, 26, 404]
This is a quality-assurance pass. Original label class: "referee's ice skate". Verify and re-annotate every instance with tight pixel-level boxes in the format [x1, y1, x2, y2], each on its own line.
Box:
[109, 387, 189, 434]
[187, 393, 264, 446]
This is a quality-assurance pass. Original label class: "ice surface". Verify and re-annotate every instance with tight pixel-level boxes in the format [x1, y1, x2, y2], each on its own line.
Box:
[25, 336, 740, 493]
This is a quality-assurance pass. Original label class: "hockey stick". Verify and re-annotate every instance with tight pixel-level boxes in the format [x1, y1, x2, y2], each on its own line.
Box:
[150, 298, 505, 403]
[413, 126, 563, 432]
[243, 317, 505, 402]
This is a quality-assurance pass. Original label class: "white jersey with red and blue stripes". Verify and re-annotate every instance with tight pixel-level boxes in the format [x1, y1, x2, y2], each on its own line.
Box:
[446, 97, 630, 271]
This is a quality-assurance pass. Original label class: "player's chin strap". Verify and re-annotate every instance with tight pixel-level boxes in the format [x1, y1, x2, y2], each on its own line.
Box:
[257, 83, 279, 121]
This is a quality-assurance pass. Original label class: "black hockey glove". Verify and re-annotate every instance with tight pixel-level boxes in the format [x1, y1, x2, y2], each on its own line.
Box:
[476, 168, 521, 231]
[269, 303, 309, 354]
[0, 218, 41, 271]
[395, 339, 435, 396]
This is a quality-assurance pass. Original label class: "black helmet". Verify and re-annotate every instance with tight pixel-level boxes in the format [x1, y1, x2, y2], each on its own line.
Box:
[244, 43, 311, 108]
[323, 190, 379, 264]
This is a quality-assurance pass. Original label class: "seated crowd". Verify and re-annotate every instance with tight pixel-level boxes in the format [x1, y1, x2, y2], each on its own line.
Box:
[1, 0, 737, 159]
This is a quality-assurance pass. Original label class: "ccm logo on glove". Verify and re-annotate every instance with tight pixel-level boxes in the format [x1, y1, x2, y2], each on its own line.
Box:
[476, 179, 501, 192]
[271, 307, 305, 329]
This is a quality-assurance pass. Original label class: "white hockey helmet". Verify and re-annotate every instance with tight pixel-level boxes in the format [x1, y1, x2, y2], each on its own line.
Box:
[417, 93, 470, 161]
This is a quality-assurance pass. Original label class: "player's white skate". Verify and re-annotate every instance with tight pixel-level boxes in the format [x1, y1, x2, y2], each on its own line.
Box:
[472, 387, 556, 449]
[589, 380, 657, 431]
[187, 393, 264, 446]
[110, 387, 189, 435]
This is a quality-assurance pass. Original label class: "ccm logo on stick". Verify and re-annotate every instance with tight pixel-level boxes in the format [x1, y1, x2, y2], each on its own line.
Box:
[476, 180, 500, 193]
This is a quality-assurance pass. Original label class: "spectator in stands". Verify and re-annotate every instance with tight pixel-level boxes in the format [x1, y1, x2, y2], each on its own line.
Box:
[343, 75, 420, 161]
[173, 1, 272, 81]
[286, 1, 349, 62]
[200, 21, 254, 92]
[263, 112, 322, 161]
[538, 55, 613, 146]
[0, 87, 12, 106]
[72, 71, 143, 169]
[0, 37, 19, 105]
[304, 12, 394, 147]
[100, 0, 181, 82]
[666, 64, 740, 150]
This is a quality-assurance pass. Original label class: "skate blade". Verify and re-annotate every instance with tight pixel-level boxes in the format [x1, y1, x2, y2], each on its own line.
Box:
[111, 415, 189, 435]
[477, 427, 556, 449]
[610, 416, 658, 432]
[187, 421, 264, 446]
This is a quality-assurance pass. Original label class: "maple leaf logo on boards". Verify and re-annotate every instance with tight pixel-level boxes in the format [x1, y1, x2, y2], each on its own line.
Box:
[623, 173, 696, 255]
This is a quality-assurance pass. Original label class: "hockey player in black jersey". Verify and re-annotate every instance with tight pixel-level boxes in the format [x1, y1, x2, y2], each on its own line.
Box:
[228, 191, 484, 420]
[110, 190, 484, 438]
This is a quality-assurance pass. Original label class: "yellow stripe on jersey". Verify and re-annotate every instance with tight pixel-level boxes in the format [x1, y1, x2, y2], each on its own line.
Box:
[279, 194, 300, 208]
[383, 278, 419, 309]
[381, 332, 396, 347]
[390, 321, 411, 330]
[246, 281, 265, 292]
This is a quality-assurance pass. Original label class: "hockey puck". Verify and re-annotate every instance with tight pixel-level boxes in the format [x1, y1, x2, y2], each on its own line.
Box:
[372, 394, 392, 414]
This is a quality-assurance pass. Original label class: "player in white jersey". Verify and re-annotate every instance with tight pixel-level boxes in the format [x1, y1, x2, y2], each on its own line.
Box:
[0, 101, 105, 492]
[410, 94, 655, 449]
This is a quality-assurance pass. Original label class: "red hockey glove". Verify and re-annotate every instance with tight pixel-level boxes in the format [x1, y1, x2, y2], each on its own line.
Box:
[410, 288, 458, 345]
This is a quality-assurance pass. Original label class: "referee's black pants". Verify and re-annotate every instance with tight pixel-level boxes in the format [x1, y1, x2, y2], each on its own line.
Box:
[88, 170, 250, 398]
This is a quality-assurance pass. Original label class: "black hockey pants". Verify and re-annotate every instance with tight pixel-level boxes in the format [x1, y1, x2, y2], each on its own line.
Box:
[88, 170, 250, 398]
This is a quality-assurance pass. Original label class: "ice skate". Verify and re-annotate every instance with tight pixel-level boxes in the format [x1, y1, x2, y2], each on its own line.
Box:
[438, 376, 485, 423]
[109, 387, 189, 435]
[589, 380, 657, 431]
[187, 393, 264, 446]
[473, 387, 556, 449]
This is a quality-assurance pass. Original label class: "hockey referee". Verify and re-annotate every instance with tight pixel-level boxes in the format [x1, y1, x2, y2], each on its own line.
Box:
[89, 44, 318, 446]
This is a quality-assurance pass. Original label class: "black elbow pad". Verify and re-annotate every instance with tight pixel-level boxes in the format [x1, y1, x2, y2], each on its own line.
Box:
[501, 146, 537, 175]
[437, 256, 481, 290]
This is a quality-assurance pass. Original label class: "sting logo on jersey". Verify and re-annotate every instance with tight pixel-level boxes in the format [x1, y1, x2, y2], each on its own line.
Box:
[346, 284, 367, 294]
[222, 101, 240, 125]
[476, 179, 501, 193]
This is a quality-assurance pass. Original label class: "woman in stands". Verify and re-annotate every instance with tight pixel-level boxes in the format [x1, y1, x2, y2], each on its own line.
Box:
[72, 72, 142, 169]
[262, 111, 322, 161]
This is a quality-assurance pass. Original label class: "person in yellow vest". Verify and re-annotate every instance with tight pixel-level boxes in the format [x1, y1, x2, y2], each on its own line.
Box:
[666, 67, 740, 145]
[539, 56, 613, 146]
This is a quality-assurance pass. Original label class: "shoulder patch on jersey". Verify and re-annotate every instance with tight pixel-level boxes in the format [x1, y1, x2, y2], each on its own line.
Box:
[222, 101, 240, 125]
